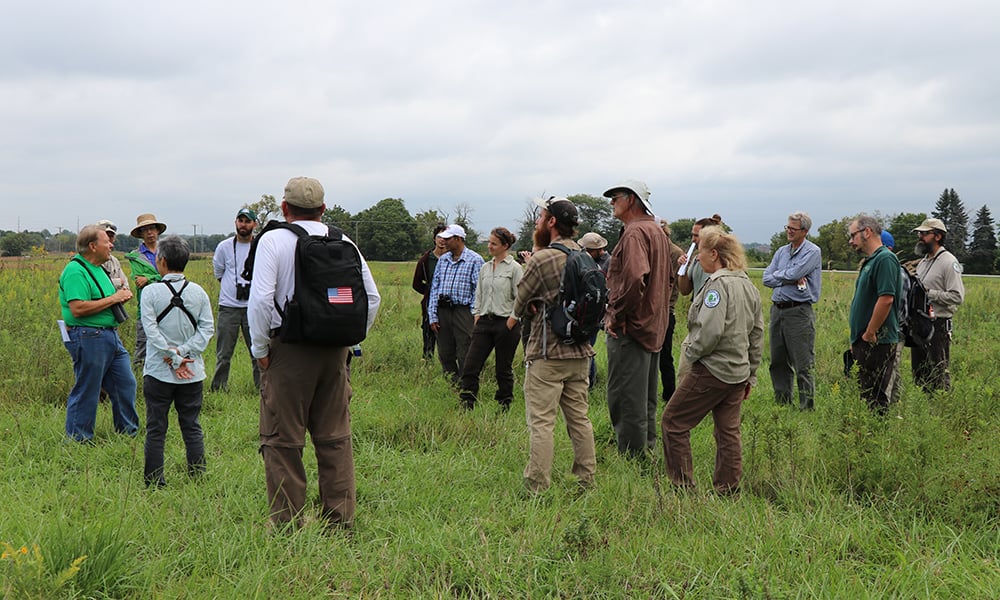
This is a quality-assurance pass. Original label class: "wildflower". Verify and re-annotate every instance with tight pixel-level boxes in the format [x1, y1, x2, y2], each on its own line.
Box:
[19, 546, 28, 554]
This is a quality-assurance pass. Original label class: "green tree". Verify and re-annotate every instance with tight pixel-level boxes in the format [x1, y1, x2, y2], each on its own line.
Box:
[932, 188, 969, 262]
[413, 209, 446, 252]
[568, 194, 618, 248]
[966, 205, 998, 274]
[244, 194, 280, 233]
[814, 217, 856, 270]
[0, 232, 36, 257]
[352, 198, 418, 261]
[769, 230, 788, 254]
[322, 205, 354, 235]
[887, 212, 927, 262]
[512, 202, 539, 254]
[667, 218, 696, 249]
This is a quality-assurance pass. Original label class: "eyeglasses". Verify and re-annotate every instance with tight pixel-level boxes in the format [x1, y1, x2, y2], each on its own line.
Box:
[847, 229, 864, 241]
[609, 193, 628, 204]
[784, 226, 804, 232]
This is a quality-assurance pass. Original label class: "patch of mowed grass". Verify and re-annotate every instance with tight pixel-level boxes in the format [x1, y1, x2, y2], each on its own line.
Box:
[1, 257, 998, 597]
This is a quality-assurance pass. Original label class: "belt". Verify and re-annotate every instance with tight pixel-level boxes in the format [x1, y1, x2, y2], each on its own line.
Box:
[479, 314, 504, 320]
[773, 301, 809, 309]
[440, 302, 470, 309]
[66, 325, 115, 330]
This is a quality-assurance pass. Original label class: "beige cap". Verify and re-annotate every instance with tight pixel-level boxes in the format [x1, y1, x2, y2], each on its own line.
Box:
[283, 177, 325, 209]
[912, 218, 947, 233]
[578, 232, 608, 250]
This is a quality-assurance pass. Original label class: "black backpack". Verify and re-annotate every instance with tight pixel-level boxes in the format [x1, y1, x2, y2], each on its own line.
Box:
[900, 265, 934, 348]
[243, 221, 368, 347]
[546, 243, 608, 344]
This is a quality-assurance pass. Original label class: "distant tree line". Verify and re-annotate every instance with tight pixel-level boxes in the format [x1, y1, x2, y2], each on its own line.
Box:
[4, 188, 998, 273]
[762, 188, 998, 273]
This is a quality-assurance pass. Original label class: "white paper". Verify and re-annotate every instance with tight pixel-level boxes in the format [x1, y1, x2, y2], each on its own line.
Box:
[57, 320, 70, 342]
[677, 242, 696, 277]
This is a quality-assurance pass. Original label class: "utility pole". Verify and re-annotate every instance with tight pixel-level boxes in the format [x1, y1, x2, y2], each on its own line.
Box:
[191, 224, 198, 254]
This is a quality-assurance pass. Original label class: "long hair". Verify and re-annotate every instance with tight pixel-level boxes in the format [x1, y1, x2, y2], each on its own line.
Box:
[699, 225, 747, 271]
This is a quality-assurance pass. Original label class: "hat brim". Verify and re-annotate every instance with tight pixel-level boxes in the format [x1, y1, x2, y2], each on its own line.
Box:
[131, 222, 167, 238]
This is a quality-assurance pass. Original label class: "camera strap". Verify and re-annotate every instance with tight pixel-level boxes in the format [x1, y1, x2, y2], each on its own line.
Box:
[72, 257, 114, 301]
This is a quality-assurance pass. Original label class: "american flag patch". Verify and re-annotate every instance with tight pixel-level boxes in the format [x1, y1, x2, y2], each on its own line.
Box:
[328, 287, 353, 304]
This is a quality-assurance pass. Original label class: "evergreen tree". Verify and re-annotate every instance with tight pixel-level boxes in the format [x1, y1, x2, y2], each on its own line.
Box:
[966, 205, 998, 274]
[931, 188, 969, 262]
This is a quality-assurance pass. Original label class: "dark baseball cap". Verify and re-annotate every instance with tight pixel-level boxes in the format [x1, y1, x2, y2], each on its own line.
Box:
[534, 196, 579, 226]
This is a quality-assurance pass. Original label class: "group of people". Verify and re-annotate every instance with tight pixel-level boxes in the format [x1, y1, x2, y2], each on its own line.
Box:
[411, 189, 967, 497]
[57, 174, 966, 529]
[58, 177, 381, 530]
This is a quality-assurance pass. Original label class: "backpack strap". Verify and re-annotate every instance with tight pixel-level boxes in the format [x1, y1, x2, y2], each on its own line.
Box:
[156, 280, 197, 328]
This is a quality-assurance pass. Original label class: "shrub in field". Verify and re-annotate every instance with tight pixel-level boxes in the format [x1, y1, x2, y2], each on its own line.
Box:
[1, 541, 86, 599]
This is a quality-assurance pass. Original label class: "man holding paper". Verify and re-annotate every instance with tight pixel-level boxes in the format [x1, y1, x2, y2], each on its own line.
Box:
[58, 224, 139, 442]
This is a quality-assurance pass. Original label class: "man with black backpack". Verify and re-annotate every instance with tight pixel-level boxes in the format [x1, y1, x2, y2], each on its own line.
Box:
[602, 180, 671, 457]
[509, 197, 597, 493]
[911, 218, 965, 392]
[247, 176, 381, 529]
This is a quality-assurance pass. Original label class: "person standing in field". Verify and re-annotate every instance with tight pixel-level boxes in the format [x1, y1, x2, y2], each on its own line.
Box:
[58, 224, 139, 442]
[911, 218, 965, 392]
[510, 197, 596, 493]
[662, 226, 763, 494]
[125, 213, 166, 367]
[412, 223, 448, 360]
[96, 220, 130, 292]
[847, 214, 903, 414]
[427, 224, 484, 385]
[210, 207, 260, 392]
[657, 219, 685, 405]
[140, 235, 214, 488]
[603, 180, 671, 457]
[459, 227, 522, 411]
[762, 211, 822, 410]
[578, 231, 611, 388]
[248, 176, 381, 529]
[676, 214, 723, 299]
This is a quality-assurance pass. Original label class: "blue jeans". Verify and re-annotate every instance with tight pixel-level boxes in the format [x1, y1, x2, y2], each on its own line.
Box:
[64, 326, 139, 441]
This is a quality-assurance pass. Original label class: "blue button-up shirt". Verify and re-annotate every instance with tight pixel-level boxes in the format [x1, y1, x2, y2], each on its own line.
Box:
[140, 273, 215, 383]
[427, 247, 484, 323]
[762, 239, 822, 304]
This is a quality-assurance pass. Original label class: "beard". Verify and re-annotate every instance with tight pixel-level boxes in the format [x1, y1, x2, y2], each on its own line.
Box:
[533, 223, 551, 249]
[914, 241, 930, 255]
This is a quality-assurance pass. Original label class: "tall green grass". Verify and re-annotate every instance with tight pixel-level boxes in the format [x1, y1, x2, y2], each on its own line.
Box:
[1, 257, 997, 598]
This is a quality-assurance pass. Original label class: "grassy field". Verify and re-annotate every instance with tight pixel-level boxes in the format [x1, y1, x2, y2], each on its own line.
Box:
[1, 255, 997, 598]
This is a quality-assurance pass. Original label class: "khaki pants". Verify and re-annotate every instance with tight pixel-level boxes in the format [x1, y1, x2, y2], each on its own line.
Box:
[523, 357, 596, 492]
[259, 339, 355, 527]
[662, 362, 745, 493]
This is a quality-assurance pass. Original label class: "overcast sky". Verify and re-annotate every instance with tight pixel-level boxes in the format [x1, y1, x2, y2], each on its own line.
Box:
[3, 0, 998, 244]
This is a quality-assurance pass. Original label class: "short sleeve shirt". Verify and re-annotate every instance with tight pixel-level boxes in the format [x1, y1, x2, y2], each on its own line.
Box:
[59, 254, 118, 327]
[849, 246, 902, 344]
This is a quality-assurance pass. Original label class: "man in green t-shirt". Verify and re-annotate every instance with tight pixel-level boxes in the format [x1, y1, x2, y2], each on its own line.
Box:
[847, 214, 903, 414]
[59, 224, 140, 441]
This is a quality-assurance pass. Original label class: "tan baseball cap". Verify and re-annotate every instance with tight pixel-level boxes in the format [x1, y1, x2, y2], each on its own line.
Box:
[912, 218, 947, 233]
[283, 177, 325, 209]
